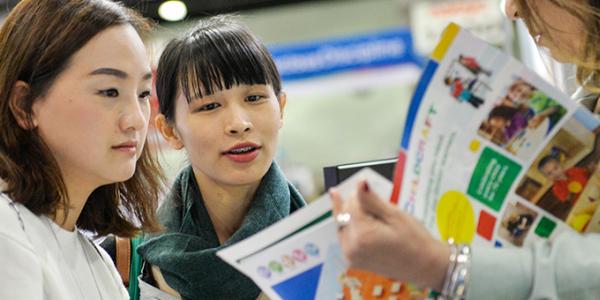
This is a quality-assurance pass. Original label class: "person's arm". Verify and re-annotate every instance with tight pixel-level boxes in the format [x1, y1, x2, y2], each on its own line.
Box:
[535, 106, 558, 119]
[331, 180, 600, 299]
[469, 231, 600, 299]
[529, 107, 558, 128]
[467, 245, 533, 299]
[0, 234, 43, 299]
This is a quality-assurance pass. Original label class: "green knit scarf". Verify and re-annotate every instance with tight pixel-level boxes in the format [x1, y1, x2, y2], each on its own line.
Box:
[138, 162, 305, 300]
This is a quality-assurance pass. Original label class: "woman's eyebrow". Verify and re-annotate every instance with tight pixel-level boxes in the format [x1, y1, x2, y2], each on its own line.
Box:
[89, 67, 128, 78]
[89, 68, 153, 81]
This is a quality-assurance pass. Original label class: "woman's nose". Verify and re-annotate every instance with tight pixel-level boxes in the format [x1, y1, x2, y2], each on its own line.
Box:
[227, 121, 252, 135]
[225, 108, 252, 135]
[120, 97, 147, 133]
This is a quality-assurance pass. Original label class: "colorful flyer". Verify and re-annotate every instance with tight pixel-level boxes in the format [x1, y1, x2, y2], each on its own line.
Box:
[399, 23, 600, 249]
[218, 23, 600, 299]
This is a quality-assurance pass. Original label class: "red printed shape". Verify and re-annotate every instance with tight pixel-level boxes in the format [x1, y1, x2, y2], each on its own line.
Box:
[477, 210, 496, 241]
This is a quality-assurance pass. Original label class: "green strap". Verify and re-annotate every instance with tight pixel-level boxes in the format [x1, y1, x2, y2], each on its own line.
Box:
[128, 236, 143, 300]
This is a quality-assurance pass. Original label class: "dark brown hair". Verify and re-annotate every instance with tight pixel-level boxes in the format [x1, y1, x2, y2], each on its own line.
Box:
[0, 0, 162, 237]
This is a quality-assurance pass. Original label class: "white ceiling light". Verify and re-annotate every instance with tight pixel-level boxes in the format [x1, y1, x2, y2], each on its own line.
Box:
[158, 0, 188, 22]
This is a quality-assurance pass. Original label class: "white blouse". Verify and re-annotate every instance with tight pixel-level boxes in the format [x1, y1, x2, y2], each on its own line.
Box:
[0, 193, 129, 300]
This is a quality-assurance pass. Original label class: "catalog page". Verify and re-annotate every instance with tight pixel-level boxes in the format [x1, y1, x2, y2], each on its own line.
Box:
[399, 23, 600, 248]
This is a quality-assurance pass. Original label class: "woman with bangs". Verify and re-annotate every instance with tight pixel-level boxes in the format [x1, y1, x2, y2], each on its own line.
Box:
[330, 1, 600, 300]
[137, 15, 305, 299]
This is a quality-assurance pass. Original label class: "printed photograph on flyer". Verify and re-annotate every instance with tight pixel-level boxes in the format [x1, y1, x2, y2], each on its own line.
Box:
[515, 108, 600, 233]
[431, 30, 510, 130]
[442, 54, 493, 109]
[497, 201, 539, 246]
[477, 77, 568, 160]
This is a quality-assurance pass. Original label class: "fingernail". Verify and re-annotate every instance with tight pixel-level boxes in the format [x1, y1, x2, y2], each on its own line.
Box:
[361, 180, 370, 193]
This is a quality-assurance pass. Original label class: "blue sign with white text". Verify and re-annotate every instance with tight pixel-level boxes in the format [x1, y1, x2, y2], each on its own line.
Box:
[269, 28, 421, 81]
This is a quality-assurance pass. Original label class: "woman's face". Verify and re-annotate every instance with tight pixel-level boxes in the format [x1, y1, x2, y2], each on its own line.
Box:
[505, 0, 586, 63]
[31, 25, 152, 190]
[169, 84, 285, 188]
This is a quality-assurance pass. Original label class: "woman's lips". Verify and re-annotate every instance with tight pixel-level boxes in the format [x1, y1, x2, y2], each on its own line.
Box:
[222, 143, 261, 163]
[112, 141, 137, 154]
[223, 147, 260, 163]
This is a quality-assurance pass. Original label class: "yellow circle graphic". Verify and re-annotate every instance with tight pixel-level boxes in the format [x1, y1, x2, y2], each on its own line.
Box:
[568, 182, 583, 194]
[469, 139, 481, 153]
[436, 190, 476, 243]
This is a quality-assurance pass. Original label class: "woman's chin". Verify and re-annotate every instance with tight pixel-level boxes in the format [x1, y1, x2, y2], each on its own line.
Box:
[225, 174, 263, 187]
[110, 168, 137, 184]
[224, 167, 269, 187]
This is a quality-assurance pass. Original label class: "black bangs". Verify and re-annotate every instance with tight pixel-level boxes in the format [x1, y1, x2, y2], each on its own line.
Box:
[155, 15, 282, 122]
[178, 21, 281, 103]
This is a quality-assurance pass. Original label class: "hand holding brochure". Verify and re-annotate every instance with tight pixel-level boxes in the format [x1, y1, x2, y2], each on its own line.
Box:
[399, 23, 600, 247]
[217, 168, 425, 300]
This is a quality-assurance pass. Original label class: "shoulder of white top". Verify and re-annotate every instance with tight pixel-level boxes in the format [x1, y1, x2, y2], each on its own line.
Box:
[0, 193, 37, 251]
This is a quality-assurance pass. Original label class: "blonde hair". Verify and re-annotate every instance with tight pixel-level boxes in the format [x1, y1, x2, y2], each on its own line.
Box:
[514, 0, 600, 92]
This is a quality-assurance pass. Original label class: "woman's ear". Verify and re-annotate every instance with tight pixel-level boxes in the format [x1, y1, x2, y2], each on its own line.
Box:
[155, 114, 184, 150]
[9, 81, 37, 130]
[277, 92, 287, 129]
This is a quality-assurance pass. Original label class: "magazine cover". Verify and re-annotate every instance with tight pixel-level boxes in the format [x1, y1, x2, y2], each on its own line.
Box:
[399, 23, 600, 248]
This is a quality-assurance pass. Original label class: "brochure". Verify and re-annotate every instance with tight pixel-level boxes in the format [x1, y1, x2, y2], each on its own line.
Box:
[399, 23, 600, 248]
[218, 23, 600, 299]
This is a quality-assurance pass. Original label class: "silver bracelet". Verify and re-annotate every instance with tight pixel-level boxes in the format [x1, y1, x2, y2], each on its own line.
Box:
[439, 241, 471, 300]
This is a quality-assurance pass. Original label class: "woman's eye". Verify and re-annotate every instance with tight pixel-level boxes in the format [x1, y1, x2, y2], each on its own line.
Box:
[139, 91, 151, 101]
[197, 102, 221, 112]
[98, 88, 119, 97]
[246, 95, 264, 102]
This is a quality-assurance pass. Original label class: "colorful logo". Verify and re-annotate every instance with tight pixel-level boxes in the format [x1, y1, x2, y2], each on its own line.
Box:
[259, 244, 321, 278]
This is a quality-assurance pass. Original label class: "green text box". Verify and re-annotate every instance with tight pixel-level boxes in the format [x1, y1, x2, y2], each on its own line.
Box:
[467, 147, 522, 211]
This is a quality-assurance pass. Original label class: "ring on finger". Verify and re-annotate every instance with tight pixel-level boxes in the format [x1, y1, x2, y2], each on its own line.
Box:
[335, 212, 351, 229]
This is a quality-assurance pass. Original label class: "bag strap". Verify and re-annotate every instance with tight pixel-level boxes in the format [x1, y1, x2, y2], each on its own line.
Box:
[115, 236, 131, 287]
[129, 235, 144, 300]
